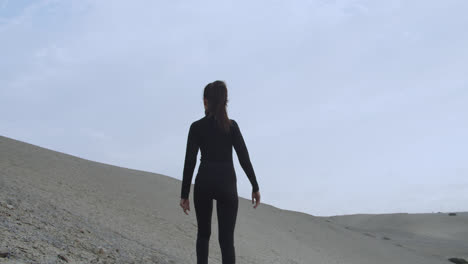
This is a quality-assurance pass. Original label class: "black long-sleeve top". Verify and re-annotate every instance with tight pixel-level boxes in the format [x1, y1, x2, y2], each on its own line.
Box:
[180, 114, 260, 199]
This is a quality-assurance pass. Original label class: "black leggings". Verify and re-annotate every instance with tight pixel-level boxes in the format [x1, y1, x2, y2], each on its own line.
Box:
[194, 160, 239, 264]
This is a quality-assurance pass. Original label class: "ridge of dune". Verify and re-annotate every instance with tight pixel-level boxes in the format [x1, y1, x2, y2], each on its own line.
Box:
[0, 135, 462, 263]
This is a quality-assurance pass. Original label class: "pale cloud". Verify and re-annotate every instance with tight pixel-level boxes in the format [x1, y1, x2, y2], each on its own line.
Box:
[0, 0, 9, 10]
[80, 128, 110, 141]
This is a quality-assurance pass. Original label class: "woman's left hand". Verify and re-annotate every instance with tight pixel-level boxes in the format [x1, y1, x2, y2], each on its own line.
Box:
[180, 198, 190, 215]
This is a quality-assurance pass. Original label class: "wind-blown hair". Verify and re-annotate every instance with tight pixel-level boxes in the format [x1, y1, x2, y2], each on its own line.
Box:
[203, 80, 231, 133]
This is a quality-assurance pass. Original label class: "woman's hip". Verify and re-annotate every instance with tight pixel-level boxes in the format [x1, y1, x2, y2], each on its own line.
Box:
[197, 160, 236, 177]
[195, 160, 237, 189]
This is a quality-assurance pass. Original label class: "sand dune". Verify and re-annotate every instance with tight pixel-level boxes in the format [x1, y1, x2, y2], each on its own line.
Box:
[324, 212, 468, 260]
[0, 135, 465, 263]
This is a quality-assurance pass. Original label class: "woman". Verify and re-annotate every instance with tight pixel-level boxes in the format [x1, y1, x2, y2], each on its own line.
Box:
[179, 80, 261, 264]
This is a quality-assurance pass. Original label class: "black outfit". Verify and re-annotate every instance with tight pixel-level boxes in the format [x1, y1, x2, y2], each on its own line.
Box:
[181, 114, 259, 264]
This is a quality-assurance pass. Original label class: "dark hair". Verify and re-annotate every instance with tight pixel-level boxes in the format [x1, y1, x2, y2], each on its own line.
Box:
[203, 80, 231, 133]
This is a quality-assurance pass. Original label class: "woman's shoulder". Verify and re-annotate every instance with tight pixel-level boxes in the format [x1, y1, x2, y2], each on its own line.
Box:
[229, 118, 238, 126]
[191, 116, 208, 127]
[191, 116, 238, 130]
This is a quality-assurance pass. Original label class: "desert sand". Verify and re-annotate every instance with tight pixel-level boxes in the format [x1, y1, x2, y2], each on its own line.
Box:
[0, 135, 466, 263]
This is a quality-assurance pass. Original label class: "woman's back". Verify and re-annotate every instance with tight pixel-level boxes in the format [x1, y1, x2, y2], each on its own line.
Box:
[193, 114, 235, 162]
[181, 114, 259, 200]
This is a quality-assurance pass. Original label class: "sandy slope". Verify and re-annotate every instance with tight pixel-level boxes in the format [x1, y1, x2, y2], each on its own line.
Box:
[324, 213, 468, 260]
[0, 135, 463, 264]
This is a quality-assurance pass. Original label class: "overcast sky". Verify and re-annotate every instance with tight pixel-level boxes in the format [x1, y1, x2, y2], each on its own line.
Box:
[1, 0, 467, 216]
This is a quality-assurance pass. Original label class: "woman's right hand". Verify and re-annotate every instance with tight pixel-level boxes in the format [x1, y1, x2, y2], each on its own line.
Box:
[252, 191, 261, 209]
[180, 198, 190, 215]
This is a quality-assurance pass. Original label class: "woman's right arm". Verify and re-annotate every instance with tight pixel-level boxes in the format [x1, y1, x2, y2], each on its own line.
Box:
[180, 122, 199, 200]
[231, 120, 260, 193]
